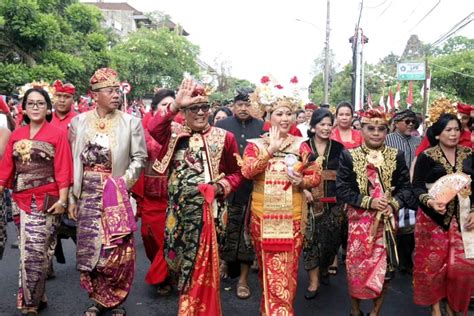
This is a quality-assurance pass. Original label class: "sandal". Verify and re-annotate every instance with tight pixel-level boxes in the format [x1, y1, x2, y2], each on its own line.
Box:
[157, 283, 173, 296]
[220, 260, 229, 280]
[84, 303, 105, 316]
[236, 282, 251, 299]
[328, 266, 338, 275]
[111, 306, 126, 316]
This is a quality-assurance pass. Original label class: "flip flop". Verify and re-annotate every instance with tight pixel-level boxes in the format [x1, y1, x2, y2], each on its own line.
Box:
[328, 266, 338, 275]
[236, 282, 251, 299]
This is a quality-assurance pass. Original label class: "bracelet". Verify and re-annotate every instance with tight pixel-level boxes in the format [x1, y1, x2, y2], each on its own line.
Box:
[58, 200, 67, 208]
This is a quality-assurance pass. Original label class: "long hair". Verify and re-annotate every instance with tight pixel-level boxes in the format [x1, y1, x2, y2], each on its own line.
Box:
[426, 113, 461, 146]
[22, 88, 53, 124]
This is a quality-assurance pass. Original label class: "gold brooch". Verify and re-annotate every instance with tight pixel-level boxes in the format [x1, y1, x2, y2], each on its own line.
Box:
[367, 150, 383, 168]
[14, 139, 33, 164]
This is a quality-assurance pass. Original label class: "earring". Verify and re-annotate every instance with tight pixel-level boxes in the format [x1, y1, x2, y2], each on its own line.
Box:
[46, 109, 52, 115]
[435, 136, 439, 139]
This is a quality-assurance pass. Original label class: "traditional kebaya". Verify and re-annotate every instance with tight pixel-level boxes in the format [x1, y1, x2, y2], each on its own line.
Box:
[0, 87, 72, 316]
[336, 109, 415, 316]
[331, 101, 363, 149]
[241, 77, 321, 315]
[413, 113, 473, 315]
[148, 78, 242, 316]
[69, 68, 147, 316]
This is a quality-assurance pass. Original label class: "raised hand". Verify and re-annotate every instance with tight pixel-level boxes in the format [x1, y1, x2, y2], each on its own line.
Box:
[174, 78, 208, 111]
[267, 126, 284, 155]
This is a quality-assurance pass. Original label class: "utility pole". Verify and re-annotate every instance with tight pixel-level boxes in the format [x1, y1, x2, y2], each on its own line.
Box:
[349, 28, 368, 112]
[422, 55, 431, 119]
[323, 0, 331, 104]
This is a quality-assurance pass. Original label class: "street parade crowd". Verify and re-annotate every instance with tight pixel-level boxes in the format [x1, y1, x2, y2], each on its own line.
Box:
[0, 68, 472, 316]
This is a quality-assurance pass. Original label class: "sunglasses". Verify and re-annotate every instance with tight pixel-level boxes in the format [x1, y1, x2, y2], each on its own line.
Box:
[186, 104, 210, 114]
[403, 119, 417, 125]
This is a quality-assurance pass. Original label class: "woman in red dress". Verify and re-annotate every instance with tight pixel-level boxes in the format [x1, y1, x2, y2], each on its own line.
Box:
[331, 101, 363, 150]
[0, 88, 72, 316]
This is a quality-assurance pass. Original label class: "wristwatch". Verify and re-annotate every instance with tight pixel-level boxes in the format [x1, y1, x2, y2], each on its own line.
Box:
[58, 200, 67, 208]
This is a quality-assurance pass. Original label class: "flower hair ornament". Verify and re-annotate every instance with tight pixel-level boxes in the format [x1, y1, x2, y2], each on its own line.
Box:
[249, 75, 303, 115]
[18, 81, 55, 99]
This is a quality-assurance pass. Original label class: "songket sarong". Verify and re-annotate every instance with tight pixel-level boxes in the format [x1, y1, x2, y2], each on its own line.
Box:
[76, 171, 135, 308]
[165, 148, 222, 316]
[251, 214, 303, 316]
[17, 200, 60, 309]
[346, 165, 391, 300]
[414, 210, 474, 314]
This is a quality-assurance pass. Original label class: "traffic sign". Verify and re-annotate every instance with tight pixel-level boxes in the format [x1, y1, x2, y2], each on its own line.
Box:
[120, 81, 132, 94]
[397, 63, 425, 81]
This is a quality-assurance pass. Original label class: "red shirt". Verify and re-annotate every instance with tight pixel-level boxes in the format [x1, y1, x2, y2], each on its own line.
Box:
[50, 110, 77, 132]
[0, 122, 73, 212]
[330, 128, 363, 149]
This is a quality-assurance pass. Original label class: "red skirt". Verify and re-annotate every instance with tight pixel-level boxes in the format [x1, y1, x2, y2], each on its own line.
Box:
[250, 214, 303, 316]
[414, 210, 474, 314]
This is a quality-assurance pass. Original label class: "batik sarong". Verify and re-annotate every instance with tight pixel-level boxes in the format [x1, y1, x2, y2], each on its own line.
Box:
[77, 171, 135, 308]
[251, 214, 303, 316]
[414, 210, 474, 314]
[17, 200, 60, 309]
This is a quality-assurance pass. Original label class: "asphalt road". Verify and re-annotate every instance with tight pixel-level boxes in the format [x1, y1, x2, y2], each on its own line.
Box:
[0, 223, 433, 316]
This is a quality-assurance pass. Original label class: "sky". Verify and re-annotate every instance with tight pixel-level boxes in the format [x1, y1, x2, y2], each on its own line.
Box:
[118, 0, 472, 99]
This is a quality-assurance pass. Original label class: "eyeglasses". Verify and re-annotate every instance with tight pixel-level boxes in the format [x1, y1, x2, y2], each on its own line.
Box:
[100, 88, 121, 95]
[365, 125, 387, 132]
[403, 119, 417, 125]
[186, 104, 210, 114]
[26, 101, 47, 109]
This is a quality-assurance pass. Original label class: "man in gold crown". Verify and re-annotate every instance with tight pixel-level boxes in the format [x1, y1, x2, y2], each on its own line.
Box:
[148, 78, 243, 316]
[336, 109, 416, 316]
[69, 68, 147, 316]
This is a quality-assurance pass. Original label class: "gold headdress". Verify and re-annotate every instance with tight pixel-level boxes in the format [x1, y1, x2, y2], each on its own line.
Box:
[360, 108, 390, 125]
[426, 97, 457, 127]
[90, 68, 120, 90]
[249, 75, 303, 114]
[18, 81, 55, 99]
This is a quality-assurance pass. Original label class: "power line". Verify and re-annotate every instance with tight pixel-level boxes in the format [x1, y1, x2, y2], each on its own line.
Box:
[364, 0, 389, 9]
[376, 1, 392, 20]
[430, 14, 473, 47]
[409, 0, 441, 32]
[430, 62, 474, 78]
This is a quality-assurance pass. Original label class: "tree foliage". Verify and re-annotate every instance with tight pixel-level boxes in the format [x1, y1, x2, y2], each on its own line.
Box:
[110, 28, 200, 98]
[0, 0, 112, 94]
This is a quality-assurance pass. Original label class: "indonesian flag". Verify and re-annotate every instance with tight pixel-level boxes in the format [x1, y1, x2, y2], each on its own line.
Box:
[367, 93, 374, 108]
[379, 92, 385, 111]
[394, 83, 401, 109]
[387, 88, 394, 110]
[420, 73, 431, 97]
[406, 81, 414, 108]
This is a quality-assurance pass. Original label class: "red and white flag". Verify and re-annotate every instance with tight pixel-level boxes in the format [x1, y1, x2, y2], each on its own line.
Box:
[367, 93, 374, 108]
[379, 91, 385, 111]
[387, 88, 394, 110]
[406, 81, 414, 108]
[394, 83, 401, 110]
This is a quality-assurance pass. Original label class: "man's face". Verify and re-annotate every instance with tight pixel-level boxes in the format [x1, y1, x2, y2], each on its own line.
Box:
[183, 103, 211, 131]
[92, 86, 121, 112]
[233, 100, 251, 120]
[362, 123, 388, 149]
[305, 109, 314, 121]
[54, 92, 74, 115]
[395, 117, 417, 136]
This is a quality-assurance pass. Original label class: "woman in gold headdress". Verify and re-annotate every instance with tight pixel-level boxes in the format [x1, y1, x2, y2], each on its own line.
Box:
[241, 78, 321, 315]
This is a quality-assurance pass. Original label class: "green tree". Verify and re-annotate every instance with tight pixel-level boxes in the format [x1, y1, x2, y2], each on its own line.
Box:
[0, 0, 113, 94]
[111, 28, 200, 98]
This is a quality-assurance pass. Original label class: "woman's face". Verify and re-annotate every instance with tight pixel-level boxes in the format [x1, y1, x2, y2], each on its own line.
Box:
[270, 107, 292, 135]
[352, 120, 361, 130]
[313, 116, 333, 140]
[157, 96, 174, 111]
[336, 106, 352, 129]
[25, 91, 48, 124]
[438, 120, 460, 148]
[296, 112, 306, 124]
[213, 110, 229, 124]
